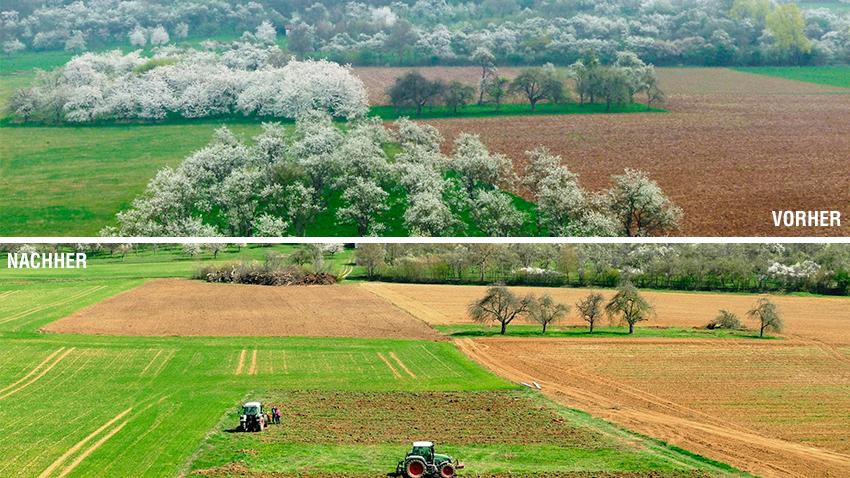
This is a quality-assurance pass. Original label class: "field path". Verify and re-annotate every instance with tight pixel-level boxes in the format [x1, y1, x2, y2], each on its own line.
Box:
[456, 338, 850, 478]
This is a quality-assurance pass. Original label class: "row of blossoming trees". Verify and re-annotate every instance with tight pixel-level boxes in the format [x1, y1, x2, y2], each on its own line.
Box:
[104, 111, 681, 238]
[6, 45, 368, 123]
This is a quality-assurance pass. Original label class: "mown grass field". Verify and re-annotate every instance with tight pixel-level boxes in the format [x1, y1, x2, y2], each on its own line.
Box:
[0, 248, 745, 477]
[737, 66, 850, 89]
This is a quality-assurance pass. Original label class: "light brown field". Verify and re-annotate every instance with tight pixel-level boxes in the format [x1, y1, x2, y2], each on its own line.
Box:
[361, 282, 850, 344]
[355, 67, 850, 236]
[42, 279, 442, 340]
[458, 337, 850, 478]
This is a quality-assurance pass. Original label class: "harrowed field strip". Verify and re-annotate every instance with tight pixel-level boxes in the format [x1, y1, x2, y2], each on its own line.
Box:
[0, 348, 75, 400]
[0, 290, 20, 300]
[0, 286, 106, 325]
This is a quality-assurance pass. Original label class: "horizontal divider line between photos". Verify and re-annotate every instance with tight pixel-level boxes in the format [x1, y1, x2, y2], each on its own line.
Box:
[1, 237, 849, 244]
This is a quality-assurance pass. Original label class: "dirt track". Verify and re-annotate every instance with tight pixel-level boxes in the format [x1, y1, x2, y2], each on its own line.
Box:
[355, 67, 850, 236]
[361, 282, 850, 344]
[42, 279, 443, 340]
[457, 337, 850, 478]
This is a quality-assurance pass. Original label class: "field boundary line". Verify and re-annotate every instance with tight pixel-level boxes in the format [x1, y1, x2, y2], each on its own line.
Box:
[376, 352, 402, 379]
[0, 348, 75, 400]
[248, 350, 258, 375]
[37, 408, 133, 478]
[235, 349, 247, 375]
[0, 347, 65, 394]
[0, 286, 107, 325]
[389, 352, 416, 378]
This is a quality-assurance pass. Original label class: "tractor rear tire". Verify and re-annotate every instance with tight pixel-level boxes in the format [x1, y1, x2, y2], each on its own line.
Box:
[404, 458, 427, 478]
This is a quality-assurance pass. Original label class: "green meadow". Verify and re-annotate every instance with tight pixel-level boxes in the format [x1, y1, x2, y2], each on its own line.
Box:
[737, 66, 850, 89]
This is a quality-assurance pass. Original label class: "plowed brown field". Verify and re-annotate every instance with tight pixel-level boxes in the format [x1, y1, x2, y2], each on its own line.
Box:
[457, 337, 850, 478]
[42, 279, 442, 339]
[355, 67, 850, 236]
[360, 282, 850, 344]
[251, 391, 600, 445]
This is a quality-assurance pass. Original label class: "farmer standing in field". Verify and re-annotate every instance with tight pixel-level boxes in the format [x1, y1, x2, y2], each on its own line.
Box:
[272, 405, 281, 424]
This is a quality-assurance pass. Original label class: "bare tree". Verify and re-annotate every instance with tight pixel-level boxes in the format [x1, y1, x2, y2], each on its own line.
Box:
[468, 285, 533, 335]
[528, 294, 570, 333]
[605, 282, 653, 334]
[747, 297, 783, 337]
[355, 244, 385, 279]
[575, 291, 605, 333]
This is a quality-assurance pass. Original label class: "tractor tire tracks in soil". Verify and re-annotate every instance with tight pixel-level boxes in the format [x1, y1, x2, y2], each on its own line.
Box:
[0, 348, 75, 400]
[0, 286, 106, 326]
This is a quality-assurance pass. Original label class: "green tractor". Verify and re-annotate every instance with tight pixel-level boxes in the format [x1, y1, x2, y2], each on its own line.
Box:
[388, 441, 464, 478]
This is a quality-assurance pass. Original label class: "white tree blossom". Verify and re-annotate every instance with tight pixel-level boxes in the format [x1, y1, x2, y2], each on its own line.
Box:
[149, 25, 170, 46]
[471, 190, 526, 237]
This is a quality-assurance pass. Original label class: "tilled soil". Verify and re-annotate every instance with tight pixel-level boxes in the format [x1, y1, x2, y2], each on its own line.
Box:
[356, 67, 850, 236]
[252, 390, 600, 446]
[457, 337, 850, 478]
[361, 282, 850, 344]
[42, 279, 443, 340]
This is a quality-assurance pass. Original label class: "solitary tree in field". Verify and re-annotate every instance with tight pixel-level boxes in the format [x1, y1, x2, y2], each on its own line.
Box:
[355, 244, 386, 279]
[575, 291, 605, 333]
[605, 282, 653, 334]
[388, 71, 445, 115]
[468, 285, 533, 335]
[443, 81, 476, 113]
[472, 47, 496, 104]
[528, 294, 570, 333]
[747, 297, 783, 337]
[483, 75, 510, 110]
[510, 65, 565, 111]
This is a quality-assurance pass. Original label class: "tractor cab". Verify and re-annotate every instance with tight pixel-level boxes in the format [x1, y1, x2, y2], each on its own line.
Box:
[389, 441, 464, 478]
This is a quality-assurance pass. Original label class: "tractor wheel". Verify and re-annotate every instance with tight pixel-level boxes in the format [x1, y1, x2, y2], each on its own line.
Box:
[439, 463, 456, 478]
[404, 458, 427, 478]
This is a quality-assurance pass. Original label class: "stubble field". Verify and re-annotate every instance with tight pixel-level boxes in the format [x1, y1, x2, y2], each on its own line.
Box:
[361, 282, 850, 344]
[358, 67, 850, 236]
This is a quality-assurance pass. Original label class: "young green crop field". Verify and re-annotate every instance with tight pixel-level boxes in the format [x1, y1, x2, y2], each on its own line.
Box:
[0, 248, 745, 477]
[736, 66, 850, 89]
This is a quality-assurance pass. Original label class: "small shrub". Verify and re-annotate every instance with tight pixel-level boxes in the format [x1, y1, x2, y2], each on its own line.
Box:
[705, 309, 743, 330]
